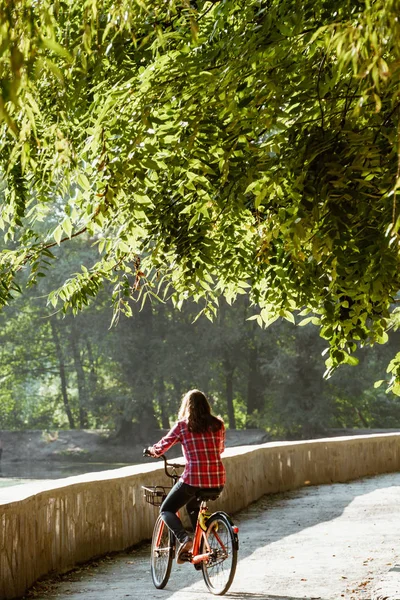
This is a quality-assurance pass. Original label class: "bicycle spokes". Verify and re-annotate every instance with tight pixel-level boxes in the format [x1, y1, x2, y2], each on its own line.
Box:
[201, 513, 238, 595]
[150, 515, 174, 589]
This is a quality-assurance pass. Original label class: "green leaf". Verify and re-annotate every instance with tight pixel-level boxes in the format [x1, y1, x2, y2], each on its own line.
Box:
[298, 317, 314, 327]
[374, 379, 384, 389]
[377, 331, 389, 344]
[53, 225, 63, 246]
[62, 217, 72, 238]
[188, 213, 199, 229]
[42, 58, 65, 83]
[344, 355, 359, 367]
[283, 311, 295, 325]
[40, 37, 73, 63]
[77, 173, 91, 191]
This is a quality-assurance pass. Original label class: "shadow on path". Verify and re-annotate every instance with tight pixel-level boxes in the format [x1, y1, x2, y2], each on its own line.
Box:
[236, 471, 398, 548]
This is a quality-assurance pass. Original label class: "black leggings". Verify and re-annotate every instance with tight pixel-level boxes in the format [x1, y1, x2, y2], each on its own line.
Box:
[160, 480, 223, 543]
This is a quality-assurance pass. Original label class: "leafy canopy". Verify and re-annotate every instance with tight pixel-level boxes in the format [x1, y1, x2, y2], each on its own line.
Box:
[0, 0, 400, 391]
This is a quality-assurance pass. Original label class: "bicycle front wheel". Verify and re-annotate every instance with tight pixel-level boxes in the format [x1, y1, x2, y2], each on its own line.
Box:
[201, 512, 238, 595]
[151, 514, 174, 589]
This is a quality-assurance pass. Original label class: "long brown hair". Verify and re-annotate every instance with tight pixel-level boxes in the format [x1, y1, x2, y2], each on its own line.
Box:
[178, 389, 223, 434]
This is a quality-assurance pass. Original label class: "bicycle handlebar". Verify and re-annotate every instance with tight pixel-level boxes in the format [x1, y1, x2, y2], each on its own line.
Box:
[143, 448, 184, 480]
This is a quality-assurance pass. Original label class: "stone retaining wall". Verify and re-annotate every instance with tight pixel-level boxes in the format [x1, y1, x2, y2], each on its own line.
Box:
[1, 433, 400, 600]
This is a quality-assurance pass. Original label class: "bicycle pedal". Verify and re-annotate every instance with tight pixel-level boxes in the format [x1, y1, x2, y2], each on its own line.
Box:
[180, 551, 191, 561]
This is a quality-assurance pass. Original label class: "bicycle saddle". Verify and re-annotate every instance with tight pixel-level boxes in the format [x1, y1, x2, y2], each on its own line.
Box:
[196, 488, 222, 501]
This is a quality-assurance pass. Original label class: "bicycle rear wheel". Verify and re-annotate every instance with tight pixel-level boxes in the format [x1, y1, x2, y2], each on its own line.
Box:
[201, 512, 238, 595]
[151, 515, 174, 589]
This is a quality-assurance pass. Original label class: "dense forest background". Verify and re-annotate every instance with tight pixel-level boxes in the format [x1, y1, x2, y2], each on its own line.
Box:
[0, 237, 399, 441]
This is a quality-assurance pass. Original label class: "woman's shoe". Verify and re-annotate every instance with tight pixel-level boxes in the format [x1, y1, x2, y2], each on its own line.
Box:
[176, 537, 193, 564]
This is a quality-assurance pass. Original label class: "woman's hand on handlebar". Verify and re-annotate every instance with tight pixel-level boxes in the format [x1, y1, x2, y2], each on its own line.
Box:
[143, 446, 156, 457]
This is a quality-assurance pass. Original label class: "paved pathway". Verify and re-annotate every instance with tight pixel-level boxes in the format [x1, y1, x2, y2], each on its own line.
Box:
[23, 472, 400, 600]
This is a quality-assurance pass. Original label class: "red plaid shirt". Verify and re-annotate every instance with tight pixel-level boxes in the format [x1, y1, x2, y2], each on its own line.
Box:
[150, 419, 226, 488]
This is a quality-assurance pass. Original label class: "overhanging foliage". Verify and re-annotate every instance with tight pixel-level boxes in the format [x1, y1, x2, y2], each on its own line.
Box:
[0, 0, 399, 391]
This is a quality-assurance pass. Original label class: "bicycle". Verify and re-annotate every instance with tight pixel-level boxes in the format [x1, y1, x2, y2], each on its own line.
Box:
[142, 451, 239, 595]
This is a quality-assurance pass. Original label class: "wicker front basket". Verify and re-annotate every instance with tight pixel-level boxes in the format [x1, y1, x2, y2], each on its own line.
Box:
[142, 485, 171, 507]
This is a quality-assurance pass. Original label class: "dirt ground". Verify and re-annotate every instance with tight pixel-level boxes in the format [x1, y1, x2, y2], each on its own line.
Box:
[1, 427, 399, 468]
[0, 428, 271, 466]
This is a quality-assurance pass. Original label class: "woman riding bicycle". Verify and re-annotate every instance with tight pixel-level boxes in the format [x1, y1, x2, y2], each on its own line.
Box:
[146, 389, 226, 564]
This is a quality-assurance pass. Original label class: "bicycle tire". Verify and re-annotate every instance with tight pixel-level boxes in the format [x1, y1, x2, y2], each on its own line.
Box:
[150, 514, 174, 589]
[201, 512, 238, 595]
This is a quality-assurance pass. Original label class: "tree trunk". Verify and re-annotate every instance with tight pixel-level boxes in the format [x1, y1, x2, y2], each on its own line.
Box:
[50, 319, 75, 429]
[86, 341, 99, 426]
[86, 340, 97, 392]
[224, 353, 236, 429]
[172, 377, 183, 406]
[70, 324, 89, 429]
[157, 377, 170, 429]
[355, 407, 369, 428]
[246, 342, 261, 427]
